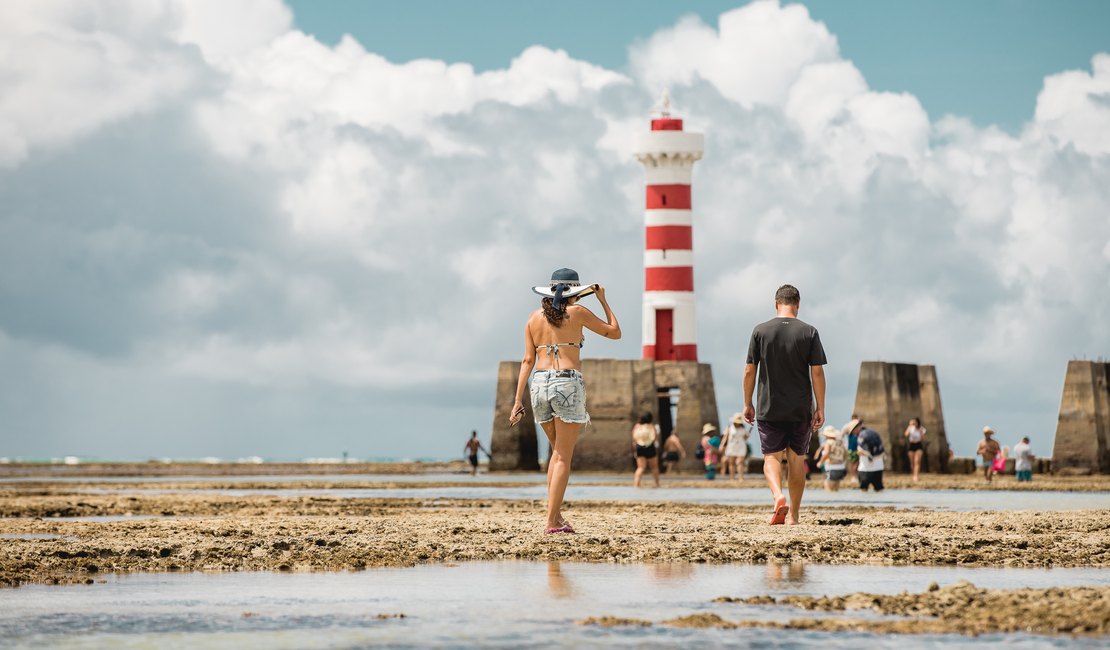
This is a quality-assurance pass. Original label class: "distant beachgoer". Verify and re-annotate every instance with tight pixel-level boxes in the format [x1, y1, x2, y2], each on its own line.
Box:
[701, 423, 721, 480]
[509, 268, 621, 534]
[992, 445, 1009, 476]
[743, 284, 827, 525]
[632, 412, 661, 488]
[463, 431, 491, 476]
[904, 417, 926, 483]
[723, 414, 750, 482]
[976, 426, 1001, 483]
[842, 413, 861, 484]
[814, 426, 847, 491]
[1013, 436, 1034, 482]
[661, 431, 686, 474]
[851, 420, 885, 492]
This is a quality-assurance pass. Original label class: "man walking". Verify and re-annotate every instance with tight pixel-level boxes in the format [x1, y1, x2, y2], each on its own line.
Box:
[850, 419, 886, 492]
[464, 431, 491, 476]
[976, 426, 1001, 483]
[743, 285, 827, 525]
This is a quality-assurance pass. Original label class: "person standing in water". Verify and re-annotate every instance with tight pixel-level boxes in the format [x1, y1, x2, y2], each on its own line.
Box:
[842, 413, 861, 485]
[976, 426, 1002, 483]
[743, 285, 827, 525]
[509, 268, 620, 534]
[463, 431, 491, 476]
[1013, 436, 1034, 482]
[904, 417, 926, 483]
[661, 431, 686, 474]
[631, 412, 661, 488]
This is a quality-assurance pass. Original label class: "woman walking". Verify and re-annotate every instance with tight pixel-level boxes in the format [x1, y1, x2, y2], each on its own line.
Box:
[722, 413, 749, 481]
[814, 426, 847, 491]
[509, 268, 621, 533]
[632, 413, 661, 488]
[904, 417, 926, 483]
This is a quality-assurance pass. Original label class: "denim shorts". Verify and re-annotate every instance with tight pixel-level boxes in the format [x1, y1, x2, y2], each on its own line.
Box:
[530, 369, 589, 425]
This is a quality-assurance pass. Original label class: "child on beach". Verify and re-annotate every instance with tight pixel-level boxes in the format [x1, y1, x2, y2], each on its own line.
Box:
[701, 423, 720, 480]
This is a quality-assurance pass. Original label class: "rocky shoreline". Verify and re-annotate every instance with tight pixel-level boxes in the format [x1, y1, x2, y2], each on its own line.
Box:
[1, 491, 1107, 588]
[582, 581, 1110, 636]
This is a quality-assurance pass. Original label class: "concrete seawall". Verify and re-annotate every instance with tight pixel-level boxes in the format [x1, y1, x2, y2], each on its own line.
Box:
[490, 359, 718, 471]
[1052, 360, 1110, 475]
[852, 361, 952, 473]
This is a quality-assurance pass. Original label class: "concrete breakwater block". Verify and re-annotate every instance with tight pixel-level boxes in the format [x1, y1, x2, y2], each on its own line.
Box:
[851, 361, 953, 474]
[490, 359, 719, 472]
[1052, 360, 1110, 475]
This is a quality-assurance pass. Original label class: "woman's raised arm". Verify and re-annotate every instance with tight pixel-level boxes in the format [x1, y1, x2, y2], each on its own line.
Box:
[574, 286, 621, 339]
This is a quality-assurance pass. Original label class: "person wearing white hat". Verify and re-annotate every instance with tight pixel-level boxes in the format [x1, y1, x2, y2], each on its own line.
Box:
[813, 426, 848, 492]
[722, 413, 749, 482]
[508, 268, 621, 534]
[699, 423, 722, 480]
[976, 426, 1002, 483]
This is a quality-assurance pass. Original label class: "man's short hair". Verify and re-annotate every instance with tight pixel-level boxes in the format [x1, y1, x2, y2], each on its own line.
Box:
[775, 284, 800, 306]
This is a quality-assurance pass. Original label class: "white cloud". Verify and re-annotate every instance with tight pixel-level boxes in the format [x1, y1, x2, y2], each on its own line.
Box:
[0, 0, 206, 167]
[1, 0, 1107, 459]
[630, 1, 839, 107]
[1033, 53, 1110, 155]
[171, 0, 292, 62]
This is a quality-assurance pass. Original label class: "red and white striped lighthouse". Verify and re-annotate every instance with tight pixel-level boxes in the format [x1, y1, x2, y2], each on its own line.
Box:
[635, 91, 705, 362]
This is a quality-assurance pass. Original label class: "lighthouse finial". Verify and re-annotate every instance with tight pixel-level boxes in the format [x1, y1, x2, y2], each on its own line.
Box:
[654, 89, 671, 118]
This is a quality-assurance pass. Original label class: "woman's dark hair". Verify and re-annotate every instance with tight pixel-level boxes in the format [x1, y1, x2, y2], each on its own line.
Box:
[638, 412, 653, 425]
[542, 297, 569, 326]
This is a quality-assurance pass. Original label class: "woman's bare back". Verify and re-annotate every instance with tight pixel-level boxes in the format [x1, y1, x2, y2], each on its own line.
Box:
[528, 307, 586, 371]
[527, 300, 619, 371]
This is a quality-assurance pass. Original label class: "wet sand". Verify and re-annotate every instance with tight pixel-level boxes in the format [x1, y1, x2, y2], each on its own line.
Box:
[583, 581, 1110, 636]
[4, 466, 1108, 637]
[1, 489, 1107, 587]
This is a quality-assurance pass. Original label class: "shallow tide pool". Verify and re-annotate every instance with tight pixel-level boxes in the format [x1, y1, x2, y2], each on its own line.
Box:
[1, 562, 1106, 649]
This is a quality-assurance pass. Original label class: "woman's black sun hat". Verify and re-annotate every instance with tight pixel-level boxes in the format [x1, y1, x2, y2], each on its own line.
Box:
[532, 268, 597, 309]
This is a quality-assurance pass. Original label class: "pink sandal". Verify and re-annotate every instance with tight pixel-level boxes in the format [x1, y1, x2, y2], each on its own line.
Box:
[769, 498, 789, 525]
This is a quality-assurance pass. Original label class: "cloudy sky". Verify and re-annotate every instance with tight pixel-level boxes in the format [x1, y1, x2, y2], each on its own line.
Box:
[1, 0, 1108, 461]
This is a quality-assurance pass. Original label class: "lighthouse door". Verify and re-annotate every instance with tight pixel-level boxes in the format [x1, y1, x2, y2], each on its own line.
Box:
[654, 308, 675, 361]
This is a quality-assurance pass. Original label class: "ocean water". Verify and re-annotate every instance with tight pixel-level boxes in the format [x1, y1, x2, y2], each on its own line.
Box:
[0, 562, 1106, 649]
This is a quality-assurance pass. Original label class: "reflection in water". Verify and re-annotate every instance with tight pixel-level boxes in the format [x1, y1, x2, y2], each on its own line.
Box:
[546, 562, 573, 599]
[765, 561, 807, 587]
[649, 563, 695, 585]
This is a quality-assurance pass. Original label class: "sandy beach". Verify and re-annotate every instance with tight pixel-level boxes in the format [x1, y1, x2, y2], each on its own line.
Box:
[2, 463, 1109, 637]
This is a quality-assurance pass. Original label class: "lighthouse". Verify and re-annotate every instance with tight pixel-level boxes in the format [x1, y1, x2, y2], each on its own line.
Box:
[489, 91, 719, 472]
[635, 91, 705, 362]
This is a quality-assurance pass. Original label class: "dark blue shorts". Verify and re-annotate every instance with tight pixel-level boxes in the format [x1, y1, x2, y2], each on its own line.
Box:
[757, 420, 811, 456]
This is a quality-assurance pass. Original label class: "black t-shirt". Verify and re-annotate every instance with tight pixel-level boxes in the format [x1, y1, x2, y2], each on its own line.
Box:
[746, 317, 827, 423]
